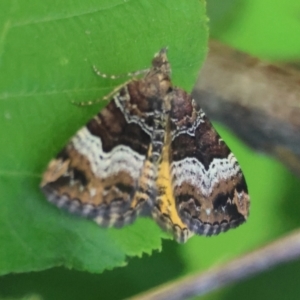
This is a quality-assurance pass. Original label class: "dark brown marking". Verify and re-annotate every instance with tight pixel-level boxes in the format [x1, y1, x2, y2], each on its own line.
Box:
[170, 88, 231, 169]
[87, 98, 151, 156]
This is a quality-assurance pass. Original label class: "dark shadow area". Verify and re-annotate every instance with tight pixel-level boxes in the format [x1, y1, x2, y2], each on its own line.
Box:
[280, 174, 300, 231]
[223, 257, 300, 300]
[0, 240, 184, 300]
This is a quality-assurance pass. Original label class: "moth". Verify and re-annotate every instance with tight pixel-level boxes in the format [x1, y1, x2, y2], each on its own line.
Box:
[41, 49, 250, 243]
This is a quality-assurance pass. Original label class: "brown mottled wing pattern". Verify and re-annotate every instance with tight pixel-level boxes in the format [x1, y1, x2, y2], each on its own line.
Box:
[41, 82, 157, 227]
[169, 88, 250, 237]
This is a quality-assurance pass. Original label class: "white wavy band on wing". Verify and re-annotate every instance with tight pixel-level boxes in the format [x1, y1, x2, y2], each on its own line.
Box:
[72, 127, 145, 180]
[170, 114, 204, 140]
[171, 153, 240, 197]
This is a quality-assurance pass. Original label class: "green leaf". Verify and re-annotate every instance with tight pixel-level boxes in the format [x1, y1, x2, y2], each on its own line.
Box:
[0, 0, 208, 275]
[208, 0, 300, 60]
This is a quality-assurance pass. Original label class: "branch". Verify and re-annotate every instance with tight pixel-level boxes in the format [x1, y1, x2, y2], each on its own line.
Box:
[192, 40, 300, 177]
[130, 230, 300, 300]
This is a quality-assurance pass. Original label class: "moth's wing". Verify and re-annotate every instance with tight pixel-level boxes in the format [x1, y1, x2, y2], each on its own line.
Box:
[169, 88, 250, 238]
[41, 82, 156, 227]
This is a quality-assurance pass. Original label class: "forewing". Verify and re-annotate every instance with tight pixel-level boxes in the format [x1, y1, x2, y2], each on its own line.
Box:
[41, 82, 156, 227]
[169, 88, 250, 237]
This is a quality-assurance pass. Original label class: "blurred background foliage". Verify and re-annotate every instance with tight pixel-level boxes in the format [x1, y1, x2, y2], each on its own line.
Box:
[1, 0, 300, 299]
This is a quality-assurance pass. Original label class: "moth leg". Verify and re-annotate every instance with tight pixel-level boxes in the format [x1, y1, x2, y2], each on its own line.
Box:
[102, 80, 136, 100]
[71, 79, 134, 107]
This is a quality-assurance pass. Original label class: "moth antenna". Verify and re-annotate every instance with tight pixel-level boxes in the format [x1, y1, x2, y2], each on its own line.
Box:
[93, 65, 150, 79]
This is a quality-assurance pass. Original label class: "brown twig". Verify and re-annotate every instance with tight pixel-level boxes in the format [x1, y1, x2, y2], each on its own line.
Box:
[130, 230, 300, 300]
[193, 40, 300, 177]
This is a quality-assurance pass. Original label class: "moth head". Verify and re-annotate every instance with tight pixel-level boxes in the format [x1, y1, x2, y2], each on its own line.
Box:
[152, 48, 171, 77]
